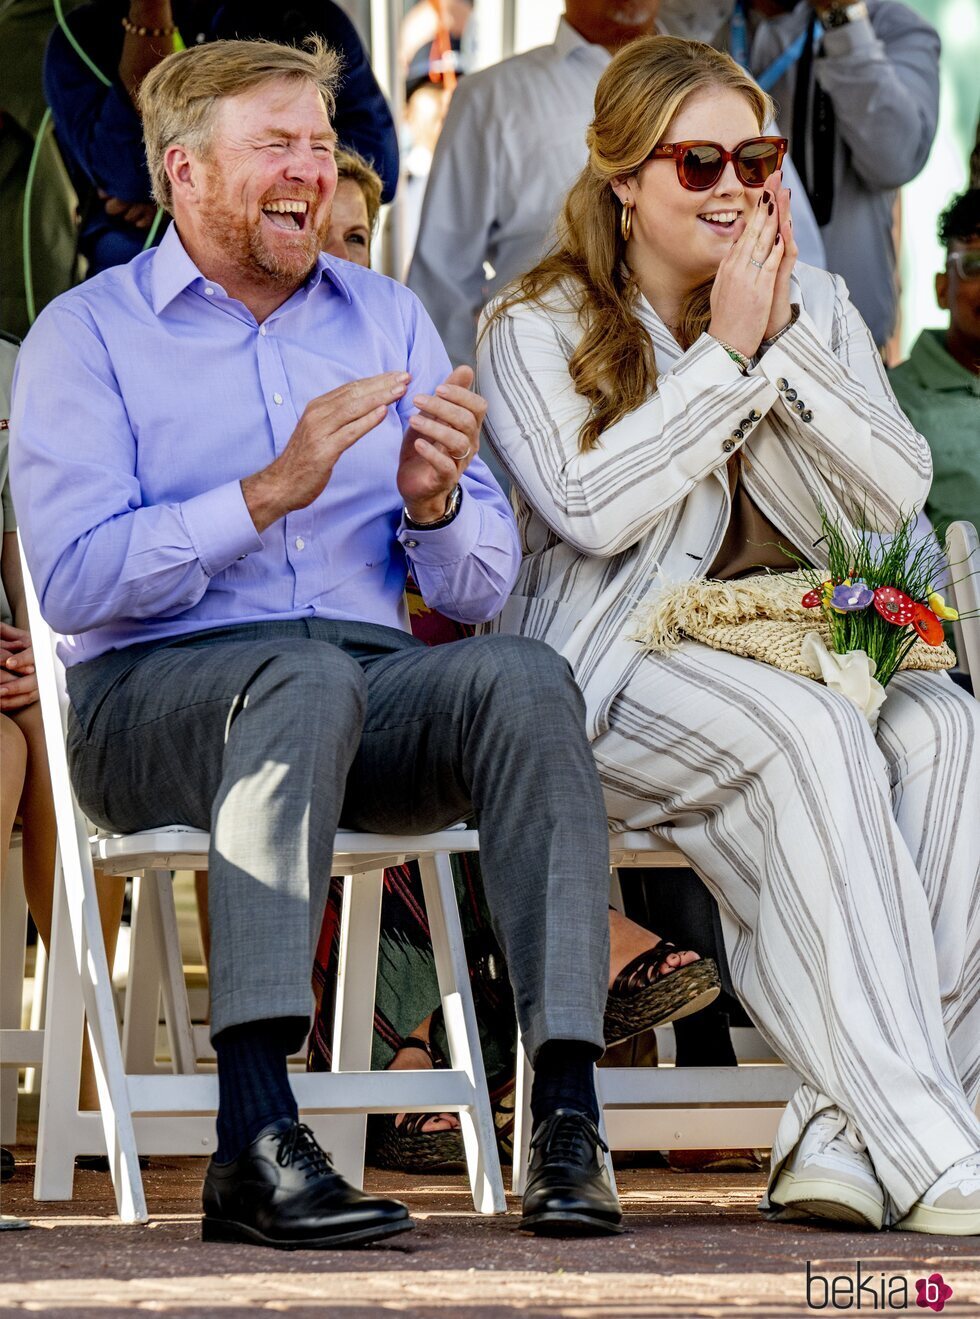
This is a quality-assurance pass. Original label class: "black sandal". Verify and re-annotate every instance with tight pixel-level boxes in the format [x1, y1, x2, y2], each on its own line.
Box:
[367, 1036, 467, 1174]
[603, 939, 721, 1047]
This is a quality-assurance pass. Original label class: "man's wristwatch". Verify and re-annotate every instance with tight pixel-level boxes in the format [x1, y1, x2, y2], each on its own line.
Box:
[403, 484, 462, 530]
[817, 1, 869, 28]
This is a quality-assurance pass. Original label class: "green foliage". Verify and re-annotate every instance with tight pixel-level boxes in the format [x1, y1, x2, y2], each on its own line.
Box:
[788, 507, 951, 687]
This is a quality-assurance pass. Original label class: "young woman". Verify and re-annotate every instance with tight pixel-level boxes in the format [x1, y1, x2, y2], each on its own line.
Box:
[478, 35, 980, 1235]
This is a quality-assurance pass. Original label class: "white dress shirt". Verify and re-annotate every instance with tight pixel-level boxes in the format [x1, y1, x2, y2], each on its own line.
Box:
[408, 16, 825, 372]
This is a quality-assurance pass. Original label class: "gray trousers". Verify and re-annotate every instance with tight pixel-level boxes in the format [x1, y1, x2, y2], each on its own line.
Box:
[65, 619, 611, 1059]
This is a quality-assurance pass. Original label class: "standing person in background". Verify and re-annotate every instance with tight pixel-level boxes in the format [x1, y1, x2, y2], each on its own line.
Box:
[728, 0, 940, 350]
[890, 189, 980, 537]
[44, 0, 399, 276]
[0, 0, 80, 336]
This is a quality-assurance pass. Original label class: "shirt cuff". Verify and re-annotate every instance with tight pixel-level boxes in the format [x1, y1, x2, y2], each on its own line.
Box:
[820, 14, 879, 59]
[180, 480, 265, 578]
[397, 485, 481, 564]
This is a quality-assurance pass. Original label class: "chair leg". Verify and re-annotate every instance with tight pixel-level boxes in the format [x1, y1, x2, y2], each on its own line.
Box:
[512, 1029, 534, 1196]
[0, 844, 28, 1144]
[143, 870, 197, 1076]
[328, 870, 383, 1187]
[34, 853, 84, 1201]
[36, 835, 148, 1222]
[418, 853, 505, 1214]
[23, 937, 47, 1095]
[122, 875, 163, 1075]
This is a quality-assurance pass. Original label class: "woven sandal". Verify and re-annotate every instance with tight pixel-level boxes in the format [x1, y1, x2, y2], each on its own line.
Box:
[368, 1036, 467, 1174]
[603, 940, 721, 1046]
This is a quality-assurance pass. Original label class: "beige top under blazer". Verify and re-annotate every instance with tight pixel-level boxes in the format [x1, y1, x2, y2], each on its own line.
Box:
[476, 264, 933, 740]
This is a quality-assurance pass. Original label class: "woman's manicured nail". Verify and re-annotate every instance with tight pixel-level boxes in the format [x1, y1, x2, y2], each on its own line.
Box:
[768, 202, 774, 215]
[763, 191, 771, 203]
[775, 233, 781, 245]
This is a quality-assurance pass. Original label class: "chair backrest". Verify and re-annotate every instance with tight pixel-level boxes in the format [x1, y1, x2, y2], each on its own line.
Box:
[946, 520, 979, 683]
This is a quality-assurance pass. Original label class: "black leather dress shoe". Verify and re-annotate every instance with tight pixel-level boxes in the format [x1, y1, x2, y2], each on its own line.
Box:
[1, 1146, 14, 1183]
[202, 1119, 413, 1249]
[521, 1109, 623, 1236]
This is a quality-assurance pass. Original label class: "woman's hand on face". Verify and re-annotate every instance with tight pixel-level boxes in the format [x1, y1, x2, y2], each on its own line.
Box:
[763, 173, 798, 342]
[707, 174, 783, 361]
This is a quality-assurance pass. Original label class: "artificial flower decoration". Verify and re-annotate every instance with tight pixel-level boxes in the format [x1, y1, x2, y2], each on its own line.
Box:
[911, 602, 945, 646]
[927, 591, 959, 622]
[792, 508, 968, 695]
[872, 586, 916, 626]
[831, 580, 875, 612]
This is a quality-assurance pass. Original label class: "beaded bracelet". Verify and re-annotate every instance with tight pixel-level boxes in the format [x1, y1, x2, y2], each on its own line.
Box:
[714, 339, 749, 372]
[121, 14, 177, 36]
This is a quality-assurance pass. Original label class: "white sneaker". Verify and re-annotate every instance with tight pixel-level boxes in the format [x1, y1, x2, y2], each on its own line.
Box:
[897, 1152, 980, 1236]
[771, 1109, 884, 1229]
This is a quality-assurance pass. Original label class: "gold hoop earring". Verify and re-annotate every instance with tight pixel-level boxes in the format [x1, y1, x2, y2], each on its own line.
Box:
[620, 202, 633, 243]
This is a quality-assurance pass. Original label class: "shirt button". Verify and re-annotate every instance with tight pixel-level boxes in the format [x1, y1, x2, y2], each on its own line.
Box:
[784, 388, 798, 402]
[793, 399, 805, 413]
[749, 408, 761, 421]
[260, 325, 267, 336]
[273, 393, 283, 405]
[294, 537, 305, 550]
[801, 410, 813, 423]
[776, 377, 789, 392]
[204, 286, 214, 296]
[739, 417, 752, 430]
[405, 538, 419, 548]
[731, 428, 744, 440]
[722, 439, 736, 453]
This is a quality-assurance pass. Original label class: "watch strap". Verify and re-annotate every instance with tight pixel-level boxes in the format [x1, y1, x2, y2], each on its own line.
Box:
[403, 484, 462, 531]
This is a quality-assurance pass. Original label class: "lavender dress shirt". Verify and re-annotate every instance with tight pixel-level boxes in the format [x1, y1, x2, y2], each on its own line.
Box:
[10, 225, 520, 666]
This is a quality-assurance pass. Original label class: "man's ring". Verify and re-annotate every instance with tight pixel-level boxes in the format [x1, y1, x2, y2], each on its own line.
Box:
[749, 258, 766, 269]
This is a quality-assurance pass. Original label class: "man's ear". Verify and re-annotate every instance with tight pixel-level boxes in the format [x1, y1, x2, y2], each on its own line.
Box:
[935, 270, 949, 312]
[165, 144, 198, 206]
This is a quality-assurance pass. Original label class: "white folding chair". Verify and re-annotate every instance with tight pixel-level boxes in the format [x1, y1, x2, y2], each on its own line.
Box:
[1, 834, 46, 1145]
[512, 833, 799, 1194]
[946, 520, 980, 683]
[19, 538, 504, 1224]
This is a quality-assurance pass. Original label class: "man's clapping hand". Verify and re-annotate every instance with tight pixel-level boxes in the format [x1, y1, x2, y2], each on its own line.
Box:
[398, 366, 486, 524]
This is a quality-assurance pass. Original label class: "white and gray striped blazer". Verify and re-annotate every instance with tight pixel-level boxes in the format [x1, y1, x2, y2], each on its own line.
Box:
[476, 264, 932, 740]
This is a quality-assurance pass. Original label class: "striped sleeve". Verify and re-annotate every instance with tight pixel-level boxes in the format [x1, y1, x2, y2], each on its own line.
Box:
[478, 300, 778, 558]
[752, 276, 932, 529]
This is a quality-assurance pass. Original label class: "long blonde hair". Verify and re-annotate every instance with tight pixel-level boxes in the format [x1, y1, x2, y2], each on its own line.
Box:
[487, 37, 772, 451]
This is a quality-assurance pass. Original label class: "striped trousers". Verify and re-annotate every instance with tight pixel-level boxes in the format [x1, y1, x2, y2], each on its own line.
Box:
[592, 643, 980, 1223]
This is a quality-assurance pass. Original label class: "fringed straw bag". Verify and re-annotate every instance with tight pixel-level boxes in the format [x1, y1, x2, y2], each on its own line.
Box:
[630, 571, 955, 677]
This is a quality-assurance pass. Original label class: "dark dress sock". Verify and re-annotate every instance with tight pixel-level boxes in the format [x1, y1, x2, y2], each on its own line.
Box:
[531, 1040, 602, 1128]
[213, 1018, 303, 1163]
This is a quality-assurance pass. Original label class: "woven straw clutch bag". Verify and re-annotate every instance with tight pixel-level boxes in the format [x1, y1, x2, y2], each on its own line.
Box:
[631, 571, 955, 678]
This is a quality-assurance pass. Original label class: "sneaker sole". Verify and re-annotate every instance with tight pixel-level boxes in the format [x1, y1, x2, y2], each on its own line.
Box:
[772, 1171, 884, 1230]
[201, 1215, 415, 1249]
[520, 1210, 624, 1238]
[896, 1204, 980, 1236]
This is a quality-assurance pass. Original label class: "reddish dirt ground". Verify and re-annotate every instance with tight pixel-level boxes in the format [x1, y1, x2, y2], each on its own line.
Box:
[2, 1150, 979, 1317]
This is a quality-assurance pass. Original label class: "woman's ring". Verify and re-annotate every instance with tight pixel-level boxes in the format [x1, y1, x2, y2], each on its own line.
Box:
[749, 258, 766, 270]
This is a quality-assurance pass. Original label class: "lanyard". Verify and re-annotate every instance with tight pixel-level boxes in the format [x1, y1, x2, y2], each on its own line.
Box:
[730, 1, 823, 92]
